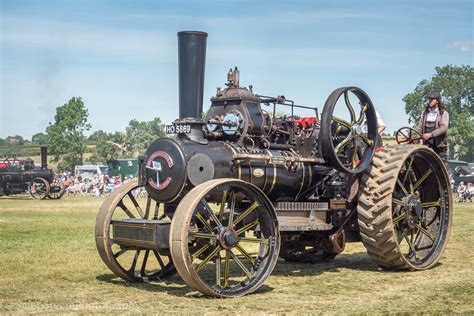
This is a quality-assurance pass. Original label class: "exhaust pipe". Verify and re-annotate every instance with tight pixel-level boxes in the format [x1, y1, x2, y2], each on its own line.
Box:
[177, 31, 208, 119]
[40, 146, 47, 169]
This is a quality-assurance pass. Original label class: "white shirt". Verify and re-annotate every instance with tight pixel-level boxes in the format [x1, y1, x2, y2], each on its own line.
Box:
[426, 107, 439, 123]
[362, 111, 385, 133]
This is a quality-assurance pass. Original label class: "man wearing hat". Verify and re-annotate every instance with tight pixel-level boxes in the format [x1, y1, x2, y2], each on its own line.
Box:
[418, 91, 449, 163]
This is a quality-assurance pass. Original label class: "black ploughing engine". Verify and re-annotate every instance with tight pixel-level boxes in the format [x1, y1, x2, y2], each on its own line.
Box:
[0, 147, 65, 200]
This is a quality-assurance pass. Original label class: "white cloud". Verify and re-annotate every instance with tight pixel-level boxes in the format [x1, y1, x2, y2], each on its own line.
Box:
[447, 40, 473, 53]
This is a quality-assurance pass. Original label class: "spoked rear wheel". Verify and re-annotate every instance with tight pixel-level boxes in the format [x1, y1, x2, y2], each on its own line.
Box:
[95, 180, 175, 282]
[48, 178, 65, 199]
[358, 145, 452, 270]
[170, 179, 280, 297]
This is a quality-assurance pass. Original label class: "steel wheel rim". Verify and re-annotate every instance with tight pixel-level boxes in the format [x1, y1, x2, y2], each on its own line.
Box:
[391, 150, 451, 268]
[171, 179, 280, 297]
[95, 180, 175, 282]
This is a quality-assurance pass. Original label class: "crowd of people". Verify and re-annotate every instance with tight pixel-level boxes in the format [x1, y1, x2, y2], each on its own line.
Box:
[55, 172, 140, 197]
[457, 182, 473, 203]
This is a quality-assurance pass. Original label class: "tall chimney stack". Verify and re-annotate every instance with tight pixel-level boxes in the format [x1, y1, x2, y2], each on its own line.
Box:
[40, 146, 48, 169]
[177, 31, 207, 119]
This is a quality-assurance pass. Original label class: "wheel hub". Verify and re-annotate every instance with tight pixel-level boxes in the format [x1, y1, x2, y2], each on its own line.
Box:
[219, 227, 238, 249]
[352, 123, 363, 135]
[403, 195, 422, 228]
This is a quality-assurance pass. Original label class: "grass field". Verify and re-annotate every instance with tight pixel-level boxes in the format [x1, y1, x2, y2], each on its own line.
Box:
[0, 195, 473, 314]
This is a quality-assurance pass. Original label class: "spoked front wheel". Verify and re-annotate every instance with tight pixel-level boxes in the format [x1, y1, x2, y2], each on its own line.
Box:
[170, 179, 280, 297]
[29, 177, 50, 200]
[95, 180, 175, 282]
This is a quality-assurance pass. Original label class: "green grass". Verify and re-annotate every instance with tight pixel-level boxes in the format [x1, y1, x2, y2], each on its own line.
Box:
[0, 196, 473, 314]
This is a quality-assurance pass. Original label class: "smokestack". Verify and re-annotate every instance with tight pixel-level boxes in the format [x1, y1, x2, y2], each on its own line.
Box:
[177, 31, 207, 119]
[40, 146, 47, 169]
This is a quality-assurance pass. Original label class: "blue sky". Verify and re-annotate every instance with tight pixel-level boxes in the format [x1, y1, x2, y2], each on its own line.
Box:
[0, 0, 472, 138]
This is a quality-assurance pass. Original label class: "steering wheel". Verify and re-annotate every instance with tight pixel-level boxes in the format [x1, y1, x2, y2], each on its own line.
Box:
[396, 127, 422, 144]
[320, 87, 377, 174]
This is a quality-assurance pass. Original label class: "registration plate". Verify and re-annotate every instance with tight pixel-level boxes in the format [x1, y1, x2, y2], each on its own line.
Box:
[165, 124, 191, 134]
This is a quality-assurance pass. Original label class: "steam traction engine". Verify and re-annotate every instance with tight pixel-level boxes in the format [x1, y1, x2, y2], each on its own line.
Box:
[95, 31, 452, 297]
[0, 147, 65, 200]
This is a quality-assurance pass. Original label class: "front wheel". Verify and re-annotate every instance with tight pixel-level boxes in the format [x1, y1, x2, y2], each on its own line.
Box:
[29, 177, 50, 200]
[170, 179, 280, 297]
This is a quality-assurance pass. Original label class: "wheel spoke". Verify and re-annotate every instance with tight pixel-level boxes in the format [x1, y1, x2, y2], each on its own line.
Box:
[412, 169, 432, 193]
[351, 138, 359, 168]
[195, 246, 221, 273]
[195, 213, 214, 233]
[128, 192, 145, 218]
[239, 237, 269, 245]
[356, 103, 368, 125]
[233, 201, 260, 227]
[396, 178, 410, 197]
[333, 116, 352, 129]
[144, 197, 151, 219]
[344, 91, 357, 124]
[224, 250, 230, 288]
[218, 190, 228, 222]
[228, 191, 236, 227]
[215, 252, 221, 286]
[403, 235, 418, 260]
[201, 200, 224, 230]
[392, 213, 405, 225]
[129, 250, 140, 273]
[189, 231, 218, 240]
[402, 156, 414, 186]
[153, 250, 165, 269]
[140, 250, 150, 276]
[191, 243, 212, 260]
[229, 250, 253, 279]
[118, 201, 135, 218]
[392, 198, 404, 207]
[415, 223, 436, 242]
[422, 200, 441, 208]
[359, 133, 373, 146]
[335, 134, 354, 154]
[235, 244, 256, 265]
[113, 248, 128, 259]
[236, 219, 260, 235]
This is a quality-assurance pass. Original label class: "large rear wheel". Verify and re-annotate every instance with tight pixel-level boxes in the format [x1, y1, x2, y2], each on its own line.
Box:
[357, 145, 452, 270]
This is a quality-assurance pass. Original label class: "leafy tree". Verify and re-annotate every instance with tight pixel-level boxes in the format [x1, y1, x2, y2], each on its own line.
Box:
[31, 132, 48, 145]
[0, 138, 5, 145]
[46, 97, 91, 171]
[4, 135, 26, 145]
[88, 130, 108, 142]
[403, 65, 474, 161]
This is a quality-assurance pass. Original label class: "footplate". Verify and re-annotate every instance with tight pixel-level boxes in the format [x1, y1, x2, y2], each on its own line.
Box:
[111, 219, 170, 250]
